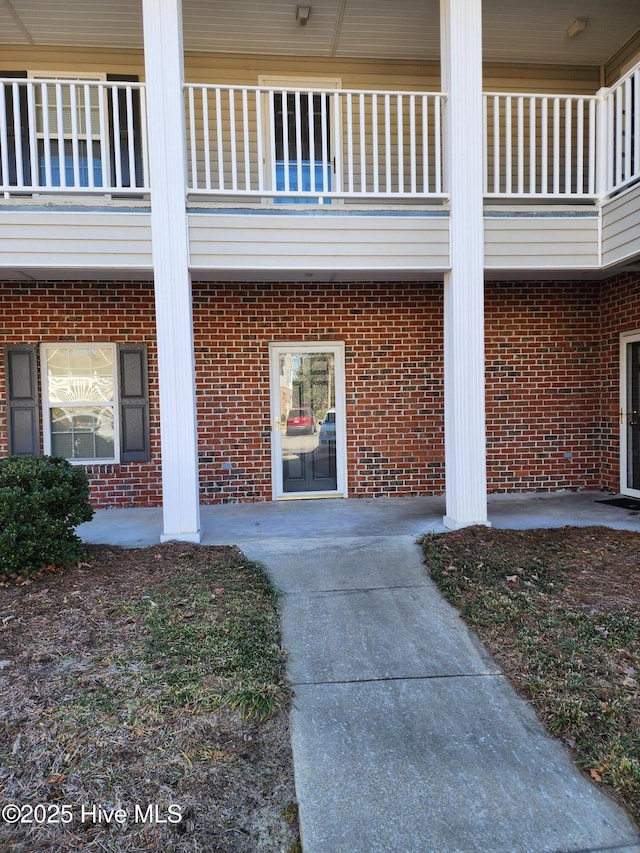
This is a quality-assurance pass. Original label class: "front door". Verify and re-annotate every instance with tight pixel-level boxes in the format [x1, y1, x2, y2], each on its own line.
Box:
[259, 76, 341, 203]
[269, 343, 346, 499]
[621, 331, 640, 497]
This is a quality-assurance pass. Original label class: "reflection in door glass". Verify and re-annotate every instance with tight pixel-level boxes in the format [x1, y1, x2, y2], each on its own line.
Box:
[279, 351, 337, 492]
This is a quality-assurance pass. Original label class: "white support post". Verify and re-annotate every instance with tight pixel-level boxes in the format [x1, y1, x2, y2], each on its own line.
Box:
[441, 0, 489, 529]
[142, 0, 201, 542]
[596, 86, 611, 201]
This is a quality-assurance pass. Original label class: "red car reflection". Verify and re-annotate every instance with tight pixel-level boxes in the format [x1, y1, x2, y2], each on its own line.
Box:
[286, 407, 317, 435]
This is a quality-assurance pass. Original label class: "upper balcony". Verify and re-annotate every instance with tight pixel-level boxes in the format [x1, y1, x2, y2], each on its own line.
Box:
[1, 0, 639, 277]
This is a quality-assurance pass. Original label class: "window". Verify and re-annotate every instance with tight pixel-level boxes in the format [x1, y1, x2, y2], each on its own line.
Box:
[41, 344, 118, 461]
[20, 343, 151, 464]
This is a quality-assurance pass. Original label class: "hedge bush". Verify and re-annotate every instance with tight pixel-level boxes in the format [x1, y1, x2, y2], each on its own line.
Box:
[0, 455, 94, 579]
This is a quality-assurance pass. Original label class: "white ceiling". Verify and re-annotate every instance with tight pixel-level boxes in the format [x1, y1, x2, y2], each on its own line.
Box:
[0, 0, 639, 66]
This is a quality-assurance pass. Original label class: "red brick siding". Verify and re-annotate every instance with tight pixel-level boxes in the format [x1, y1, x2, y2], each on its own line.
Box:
[0, 281, 163, 507]
[484, 280, 602, 492]
[192, 281, 445, 502]
[599, 272, 640, 491]
[0, 279, 446, 506]
[2, 275, 640, 507]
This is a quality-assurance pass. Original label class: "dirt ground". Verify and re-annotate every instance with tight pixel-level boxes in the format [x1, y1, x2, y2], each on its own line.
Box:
[0, 544, 300, 853]
[546, 530, 639, 611]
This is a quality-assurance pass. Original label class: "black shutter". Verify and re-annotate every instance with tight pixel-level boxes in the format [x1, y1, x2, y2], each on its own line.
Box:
[0, 71, 31, 187]
[118, 344, 150, 462]
[5, 345, 40, 456]
[106, 74, 143, 189]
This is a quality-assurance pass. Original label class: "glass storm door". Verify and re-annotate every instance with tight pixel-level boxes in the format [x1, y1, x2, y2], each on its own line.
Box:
[621, 332, 640, 497]
[269, 343, 346, 499]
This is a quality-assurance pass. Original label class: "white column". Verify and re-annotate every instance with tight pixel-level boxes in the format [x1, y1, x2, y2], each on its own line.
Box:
[143, 0, 201, 542]
[441, 0, 489, 529]
[596, 86, 611, 204]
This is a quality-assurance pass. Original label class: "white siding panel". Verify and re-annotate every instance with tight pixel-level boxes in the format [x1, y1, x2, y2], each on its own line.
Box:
[484, 215, 599, 269]
[0, 211, 152, 268]
[188, 212, 450, 270]
[601, 184, 640, 268]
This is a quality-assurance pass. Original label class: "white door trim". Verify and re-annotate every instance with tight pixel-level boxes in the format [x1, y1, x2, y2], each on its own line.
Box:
[268, 341, 347, 500]
[620, 329, 640, 497]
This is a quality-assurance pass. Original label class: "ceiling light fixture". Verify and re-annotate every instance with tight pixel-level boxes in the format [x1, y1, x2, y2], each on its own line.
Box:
[296, 5, 311, 26]
[567, 18, 588, 39]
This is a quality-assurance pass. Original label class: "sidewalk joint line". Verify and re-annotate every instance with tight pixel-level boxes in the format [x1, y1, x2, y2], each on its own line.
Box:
[291, 671, 503, 687]
[284, 582, 434, 596]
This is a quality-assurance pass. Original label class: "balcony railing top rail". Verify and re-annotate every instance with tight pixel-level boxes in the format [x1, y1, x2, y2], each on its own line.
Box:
[2, 65, 640, 204]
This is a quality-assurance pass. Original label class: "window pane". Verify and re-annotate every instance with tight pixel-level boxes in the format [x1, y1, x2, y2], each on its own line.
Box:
[50, 406, 115, 460]
[47, 346, 114, 403]
[34, 80, 102, 136]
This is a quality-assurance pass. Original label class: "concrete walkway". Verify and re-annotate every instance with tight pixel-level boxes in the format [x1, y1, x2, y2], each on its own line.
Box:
[79, 492, 640, 852]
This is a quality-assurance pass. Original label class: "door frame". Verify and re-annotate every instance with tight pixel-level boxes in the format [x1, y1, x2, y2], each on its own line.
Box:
[619, 329, 640, 497]
[268, 341, 347, 500]
[258, 75, 342, 204]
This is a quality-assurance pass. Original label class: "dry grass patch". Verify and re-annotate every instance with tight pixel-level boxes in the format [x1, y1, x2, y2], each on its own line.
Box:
[421, 525, 640, 827]
[0, 543, 300, 852]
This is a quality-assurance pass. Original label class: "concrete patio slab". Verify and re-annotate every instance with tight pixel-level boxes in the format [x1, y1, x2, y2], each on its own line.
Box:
[78, 490, 640, 547]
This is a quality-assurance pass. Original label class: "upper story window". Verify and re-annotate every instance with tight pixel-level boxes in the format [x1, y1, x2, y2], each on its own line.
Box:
[41, 344, 118, 463]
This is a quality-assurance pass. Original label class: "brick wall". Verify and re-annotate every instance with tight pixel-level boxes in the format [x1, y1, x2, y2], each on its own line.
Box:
[0, 280, 163, 507]
[192, 281, 445, 502]
[2, 274, 640, 507]
[485, 280, 602, 492]
[0, 279, 446, 506]
[600, 272, 640, 491]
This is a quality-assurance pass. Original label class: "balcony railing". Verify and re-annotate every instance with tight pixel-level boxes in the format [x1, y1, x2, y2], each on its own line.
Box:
[483, 92, 598, 198]
[2, 66, 640, 204]
[184, 84, 446, 201]
[603, 63, 640, 196]
[0, 78, 149, 196]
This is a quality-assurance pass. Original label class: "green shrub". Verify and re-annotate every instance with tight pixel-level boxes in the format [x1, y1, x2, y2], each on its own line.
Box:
[0, 455, 94, 579]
